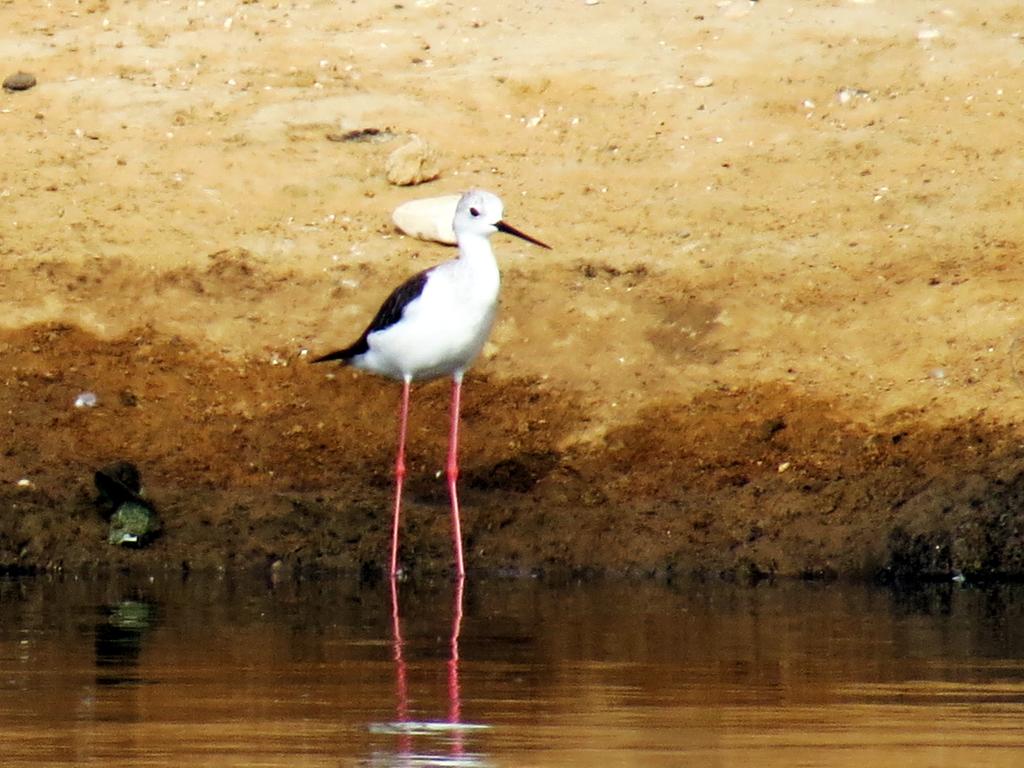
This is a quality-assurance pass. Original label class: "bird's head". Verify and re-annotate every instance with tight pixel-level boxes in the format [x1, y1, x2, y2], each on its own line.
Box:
[453, 189, 550, 249]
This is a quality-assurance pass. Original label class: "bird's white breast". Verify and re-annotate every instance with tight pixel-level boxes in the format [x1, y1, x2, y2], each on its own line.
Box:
[358, 254, 500, 381]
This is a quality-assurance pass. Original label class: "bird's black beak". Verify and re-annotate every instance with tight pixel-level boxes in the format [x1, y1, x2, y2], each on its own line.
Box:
[496, 220, 551, 250]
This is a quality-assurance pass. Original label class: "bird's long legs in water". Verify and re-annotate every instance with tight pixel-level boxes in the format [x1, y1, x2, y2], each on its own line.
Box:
[447, 372, 466, 578]
[390, 377, 412, 578]
[389, 374, 467, 578]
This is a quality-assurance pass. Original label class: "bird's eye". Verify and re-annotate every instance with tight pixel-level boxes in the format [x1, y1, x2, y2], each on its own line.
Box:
[469, 207, 480, 217]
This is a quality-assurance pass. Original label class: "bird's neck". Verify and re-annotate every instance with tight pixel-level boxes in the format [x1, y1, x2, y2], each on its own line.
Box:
[456, 234, 499, 272]
[453, 233, 500, 302]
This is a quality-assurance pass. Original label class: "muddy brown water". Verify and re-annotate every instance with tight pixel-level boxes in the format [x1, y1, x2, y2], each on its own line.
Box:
[2, 575, 1024, 767]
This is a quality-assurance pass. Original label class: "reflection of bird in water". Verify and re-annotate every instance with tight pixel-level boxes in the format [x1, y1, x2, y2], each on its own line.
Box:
[374, 576, 487, 764]
[447, 576, 465, 740]
[314, 189, 549, 578]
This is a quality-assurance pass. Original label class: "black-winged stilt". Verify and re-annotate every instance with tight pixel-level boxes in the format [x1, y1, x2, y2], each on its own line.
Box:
[313, 189, 550, 577]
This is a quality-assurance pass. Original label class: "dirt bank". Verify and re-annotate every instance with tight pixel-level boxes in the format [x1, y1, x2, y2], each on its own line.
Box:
[2, 1, 1024, 579]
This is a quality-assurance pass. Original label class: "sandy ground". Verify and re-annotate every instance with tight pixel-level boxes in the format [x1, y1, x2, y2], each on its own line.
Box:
[3, 0, 1024, 579]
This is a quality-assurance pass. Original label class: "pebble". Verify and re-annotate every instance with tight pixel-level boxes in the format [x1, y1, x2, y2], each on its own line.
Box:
[693, 75, 714, 88]
[108, 501, 160, 547]
[385, 134, 441, 186]
[835, 86, 871, 105]
[94, 461, 160, 547]
[74, 391, 98, 408]
[391, 194, 460, 245]
[3, 71, 37, 92]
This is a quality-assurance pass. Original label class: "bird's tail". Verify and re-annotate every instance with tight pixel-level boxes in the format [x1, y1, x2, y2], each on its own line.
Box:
[311, 348, 353, 364]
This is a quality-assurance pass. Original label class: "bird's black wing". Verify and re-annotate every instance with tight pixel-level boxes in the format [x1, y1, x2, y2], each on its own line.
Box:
[312, 269, 431, 363]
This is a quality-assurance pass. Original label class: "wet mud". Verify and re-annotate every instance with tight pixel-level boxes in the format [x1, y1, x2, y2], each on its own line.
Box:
[3, 324, 1024, 581]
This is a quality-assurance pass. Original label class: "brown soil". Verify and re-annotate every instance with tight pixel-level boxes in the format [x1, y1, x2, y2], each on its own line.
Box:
[3, 1, 1024, 580]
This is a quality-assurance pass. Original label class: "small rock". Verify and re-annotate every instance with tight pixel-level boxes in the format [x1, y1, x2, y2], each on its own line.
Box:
[385, 134, 441, 186]
[108, 501, 161, 547]
[94, 462, 161, 547]
[3, 72, 37, 92]
[74, 391, 98, 408]
[391, 194, 460, 245]
[835, 86, 871, 105]
[693, 75, 714, 88]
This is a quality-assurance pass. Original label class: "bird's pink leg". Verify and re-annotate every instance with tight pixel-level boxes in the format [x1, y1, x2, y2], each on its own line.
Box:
[390, 377, 412, 578]
[447, 374, 466, 577]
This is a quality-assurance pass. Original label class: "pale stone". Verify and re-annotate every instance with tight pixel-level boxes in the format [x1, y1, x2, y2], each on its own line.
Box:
[391, 194, 460, 245]
[385, 134, 441, 186]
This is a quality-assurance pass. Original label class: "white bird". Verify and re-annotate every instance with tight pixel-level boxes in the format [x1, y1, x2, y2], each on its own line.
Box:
[313, 189, 550, 578]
